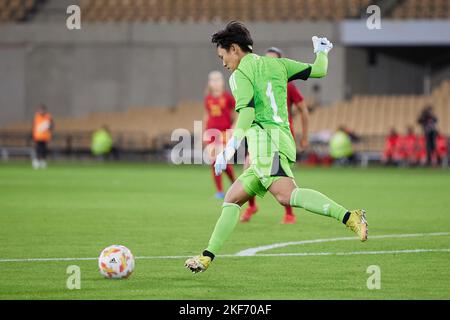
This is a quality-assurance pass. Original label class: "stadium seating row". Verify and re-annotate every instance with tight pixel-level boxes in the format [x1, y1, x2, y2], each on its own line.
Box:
[77, 0, 376, 22]
[392, 0, 450, 19]
[79, 0, 450, 22]
[0, 0, 37, 23]
[2, 0, 449, 23]
[79, 0, 372, 22]
[302, 80, 450, 137]
[0, 0, 450, 23]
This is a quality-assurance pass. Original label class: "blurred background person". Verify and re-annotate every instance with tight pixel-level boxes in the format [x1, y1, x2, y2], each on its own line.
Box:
[31, 104, 53, 169]
[420, 130, 450, 166]
[240, 46, 310, 225]
[91, 125, 116, 160]
[417, 134, 427, 166]
[341, 125, 360, 144]
[381, 128, 399, 165]
[329, 125, 356, 165]
[394, 126, 419, 166]
[203, 71, 236, 199]
[436, 131, 448, 166]
[417, 105, 438, 166]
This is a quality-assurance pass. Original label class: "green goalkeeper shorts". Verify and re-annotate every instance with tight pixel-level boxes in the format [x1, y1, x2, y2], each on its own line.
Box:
[238, 151, 294, 198]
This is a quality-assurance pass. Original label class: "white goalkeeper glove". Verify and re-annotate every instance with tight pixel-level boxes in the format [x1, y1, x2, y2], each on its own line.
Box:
[214, 137, 240, 176]
[312, 36, 333, 54]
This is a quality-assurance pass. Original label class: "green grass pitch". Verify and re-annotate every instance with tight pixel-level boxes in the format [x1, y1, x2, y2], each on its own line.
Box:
[0, 162, 449, 299]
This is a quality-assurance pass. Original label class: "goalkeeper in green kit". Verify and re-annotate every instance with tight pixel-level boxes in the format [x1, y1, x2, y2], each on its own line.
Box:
[185, 21, 368, 273]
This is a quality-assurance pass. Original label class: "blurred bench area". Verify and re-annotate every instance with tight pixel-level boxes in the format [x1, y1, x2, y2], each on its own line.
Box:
[1, 81, 448, 164]
[0, 102, 204, 161]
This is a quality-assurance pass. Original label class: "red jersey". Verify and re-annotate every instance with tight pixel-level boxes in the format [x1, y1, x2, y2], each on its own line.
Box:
[402, 134, 418, 153]
[437, 135, 448, 157]
[384, 134, 398, 153]
[204, 92, 235, 131]
[395, 134, 418, 160]
[286, 82, 304, 134]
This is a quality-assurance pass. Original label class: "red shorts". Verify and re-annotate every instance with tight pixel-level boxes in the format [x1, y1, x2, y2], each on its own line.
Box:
[205, 129, 228, 146]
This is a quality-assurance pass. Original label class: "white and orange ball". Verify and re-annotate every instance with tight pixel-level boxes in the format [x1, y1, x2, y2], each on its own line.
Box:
[98, 245, 135, 279]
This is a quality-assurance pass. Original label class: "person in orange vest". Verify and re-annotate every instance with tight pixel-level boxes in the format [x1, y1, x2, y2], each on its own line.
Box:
[32, 104, 54, 169]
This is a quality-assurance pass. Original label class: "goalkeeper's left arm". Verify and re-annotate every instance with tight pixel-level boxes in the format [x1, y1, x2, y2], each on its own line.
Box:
[279, 36, 333, 81]
[214, 70, 255, 176]
[226, 69, 256, 154]
[214, 107, 254, 176]
[231, 107, 254, 145]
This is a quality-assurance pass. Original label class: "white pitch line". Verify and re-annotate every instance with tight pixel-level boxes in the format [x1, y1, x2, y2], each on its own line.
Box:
[253, 248, 450, 257]
[1, 232, 449, 263]
[1, 249, 450, 263]
[235, 231, 450, 256]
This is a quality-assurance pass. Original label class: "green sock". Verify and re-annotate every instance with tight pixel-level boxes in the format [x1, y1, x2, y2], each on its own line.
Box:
[205, 203, 241, 255]
[290, 188, 348, 222]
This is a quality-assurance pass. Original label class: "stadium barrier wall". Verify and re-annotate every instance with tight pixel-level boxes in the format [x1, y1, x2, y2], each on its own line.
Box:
[1, 21, 344, 126]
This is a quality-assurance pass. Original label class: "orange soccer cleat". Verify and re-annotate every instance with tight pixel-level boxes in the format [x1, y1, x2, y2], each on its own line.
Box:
[282, 214, 297, 224]
[240, 205, 258, 222]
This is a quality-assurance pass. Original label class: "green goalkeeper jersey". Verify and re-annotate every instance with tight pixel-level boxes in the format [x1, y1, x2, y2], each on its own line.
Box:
[229, 53, 313, 162]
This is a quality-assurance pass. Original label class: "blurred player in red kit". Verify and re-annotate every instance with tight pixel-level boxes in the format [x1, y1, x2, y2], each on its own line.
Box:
[381, 128, 399, 165]
[436, 132, 448, 165]
[394, 126, 418, 165]
[241, 47, 310, 224]
[204, 71, 236, 199]
[418, 131, 448, 166]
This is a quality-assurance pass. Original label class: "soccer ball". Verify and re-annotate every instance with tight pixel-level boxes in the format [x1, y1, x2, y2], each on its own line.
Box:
[98, 245, 135, 279]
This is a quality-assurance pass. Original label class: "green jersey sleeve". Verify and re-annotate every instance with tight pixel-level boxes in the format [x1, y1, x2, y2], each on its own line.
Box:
[229, 70, 254, 112]
[279, 51, 329, 81]
[279, 58, 312, 81]
[232, 107, 255, 141]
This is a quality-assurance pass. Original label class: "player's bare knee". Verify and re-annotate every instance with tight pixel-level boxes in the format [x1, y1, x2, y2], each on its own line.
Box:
[279, 196, 291, 207]
[224, 192, 245, 206]
[274, 192, 291, 206]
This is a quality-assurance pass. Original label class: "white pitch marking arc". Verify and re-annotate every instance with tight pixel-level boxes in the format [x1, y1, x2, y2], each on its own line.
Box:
[0, 232, 449, 263]
[235, 231, 450, 256]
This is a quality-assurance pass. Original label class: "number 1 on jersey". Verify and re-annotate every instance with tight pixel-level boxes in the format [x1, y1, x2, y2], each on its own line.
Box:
[266, 82, 283, 123]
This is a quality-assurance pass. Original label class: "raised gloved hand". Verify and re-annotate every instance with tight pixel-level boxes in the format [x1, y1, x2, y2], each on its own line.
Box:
[312, 36, 333, 54]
